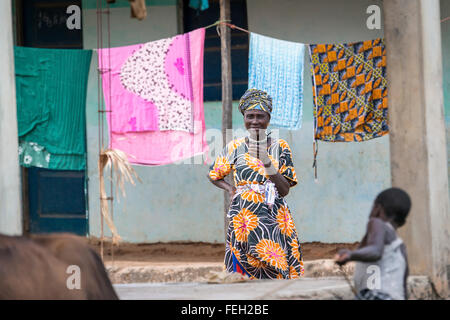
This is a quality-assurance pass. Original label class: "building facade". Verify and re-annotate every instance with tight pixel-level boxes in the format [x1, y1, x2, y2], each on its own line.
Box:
[3, 0, 450, 244]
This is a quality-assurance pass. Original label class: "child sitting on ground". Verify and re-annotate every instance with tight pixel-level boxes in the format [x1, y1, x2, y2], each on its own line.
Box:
[334, 187, 411, 300]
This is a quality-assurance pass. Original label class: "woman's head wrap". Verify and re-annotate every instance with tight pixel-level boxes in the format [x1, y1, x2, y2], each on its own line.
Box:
[238, 88, 273, 115]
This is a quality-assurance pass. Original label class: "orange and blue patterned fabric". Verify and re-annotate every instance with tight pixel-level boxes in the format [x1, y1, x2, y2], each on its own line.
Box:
[308, 38, 388, 142]
[209, 137, 304, 279]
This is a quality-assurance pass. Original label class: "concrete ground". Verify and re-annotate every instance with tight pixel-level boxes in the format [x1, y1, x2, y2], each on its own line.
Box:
[113, 276, 435, 300]
[105, 259, 356, 284]
[99, 242, 443, 300]
[105, 259, 439, 300]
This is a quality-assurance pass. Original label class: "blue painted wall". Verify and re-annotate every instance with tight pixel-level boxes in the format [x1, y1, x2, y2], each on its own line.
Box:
[82, 0, 448, 243]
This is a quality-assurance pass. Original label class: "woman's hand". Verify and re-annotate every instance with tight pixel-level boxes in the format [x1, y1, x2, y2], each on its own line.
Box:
[227, 185, 236, 199]
[334, 249, 352, 266]
[248, 139, 271, 165]
[248, 139, 280, 176]
[207, 175, 236, 200]
[227, 185, 237, 206]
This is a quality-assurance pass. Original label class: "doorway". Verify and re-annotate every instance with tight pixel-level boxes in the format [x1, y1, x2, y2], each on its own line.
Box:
[15, 0, 88, 236]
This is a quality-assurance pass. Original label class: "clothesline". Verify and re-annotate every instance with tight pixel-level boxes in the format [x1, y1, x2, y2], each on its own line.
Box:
[209, 21, 382, 46]
[95, 15, 450, 52]
[88, 15, 450, 52]
[205, 19, 250, 34]
[207, 18, 450, 43]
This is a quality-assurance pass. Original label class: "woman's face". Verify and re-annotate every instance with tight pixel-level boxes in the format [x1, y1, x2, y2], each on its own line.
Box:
[243, 110, 270, 131]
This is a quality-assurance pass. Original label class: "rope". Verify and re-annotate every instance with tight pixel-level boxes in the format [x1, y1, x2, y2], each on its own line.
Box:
[212, 18, 450, 34]
[338, 265, 358, 296]
[308, 45, 319, 182]
[96, 0, 104, 260]
[96, 0, 116, 263]
[205, 20, 250, 37]
[106, 0, 115, 267]
[221, 22, 250, 34]
[204, 19, 230, 29]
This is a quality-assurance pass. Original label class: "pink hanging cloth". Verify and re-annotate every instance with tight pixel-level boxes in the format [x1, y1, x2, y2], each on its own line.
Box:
[98, 28, 209, 165]
[98, 43, 158, 134]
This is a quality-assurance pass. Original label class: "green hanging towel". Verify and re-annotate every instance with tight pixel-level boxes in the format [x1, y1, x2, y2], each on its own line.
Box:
[14, 46, 92, 170]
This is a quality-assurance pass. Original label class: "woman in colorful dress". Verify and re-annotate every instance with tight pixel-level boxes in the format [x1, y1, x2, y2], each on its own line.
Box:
[208, 89, 304, 279]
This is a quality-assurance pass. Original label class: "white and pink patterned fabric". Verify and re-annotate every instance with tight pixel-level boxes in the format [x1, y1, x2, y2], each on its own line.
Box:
[98, 28, 208, 165]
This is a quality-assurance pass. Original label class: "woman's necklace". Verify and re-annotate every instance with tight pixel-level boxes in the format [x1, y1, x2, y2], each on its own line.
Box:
[248, 136, 267, 143]
[245, 136, 273, 150]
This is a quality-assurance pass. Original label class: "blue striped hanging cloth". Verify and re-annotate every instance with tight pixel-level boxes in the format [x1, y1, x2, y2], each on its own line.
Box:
[248, 33, 305, 130]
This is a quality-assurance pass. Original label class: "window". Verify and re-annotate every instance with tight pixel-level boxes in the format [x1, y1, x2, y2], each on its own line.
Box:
[183, 0, 249, 101]
[20, 0, 83, 48]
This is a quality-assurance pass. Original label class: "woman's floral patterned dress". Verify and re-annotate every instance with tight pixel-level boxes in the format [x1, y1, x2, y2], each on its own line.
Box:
[209, 137, 304, 279]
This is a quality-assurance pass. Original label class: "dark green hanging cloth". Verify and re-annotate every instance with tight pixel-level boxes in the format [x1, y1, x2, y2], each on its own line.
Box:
[14, 46, 92, 170]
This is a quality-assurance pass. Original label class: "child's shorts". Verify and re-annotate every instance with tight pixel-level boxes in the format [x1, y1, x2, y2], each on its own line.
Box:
[355, 289, 393, 300]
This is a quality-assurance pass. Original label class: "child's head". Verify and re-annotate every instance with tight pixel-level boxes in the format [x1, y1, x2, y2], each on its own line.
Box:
[371, 188, 411, 227]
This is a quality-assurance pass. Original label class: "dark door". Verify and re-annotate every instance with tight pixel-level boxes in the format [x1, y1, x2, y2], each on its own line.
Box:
[17, 0, 88, 236]
[28, 168, 87, 234]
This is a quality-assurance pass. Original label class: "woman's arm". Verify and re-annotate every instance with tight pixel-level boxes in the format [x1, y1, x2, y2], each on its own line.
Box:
[264, 163, 291, 197]
[207, 175, 236, 198]
[207, 140, 234, 197]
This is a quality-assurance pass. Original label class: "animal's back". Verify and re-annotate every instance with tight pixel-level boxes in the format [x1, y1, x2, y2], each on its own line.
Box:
[0, 233, 118, 300]
[31, 233, 119, 300]
[0, 234, 86, 299]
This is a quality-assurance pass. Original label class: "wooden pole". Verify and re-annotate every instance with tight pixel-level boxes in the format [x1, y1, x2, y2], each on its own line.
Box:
[220, 0, 233, 244]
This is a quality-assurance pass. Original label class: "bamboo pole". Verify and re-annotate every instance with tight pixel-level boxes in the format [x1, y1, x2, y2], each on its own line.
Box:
[220, 0, 233, 243]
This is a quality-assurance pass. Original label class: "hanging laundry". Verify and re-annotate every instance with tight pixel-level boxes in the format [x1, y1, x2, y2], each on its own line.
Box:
[18, 141, 86, 170]
[103, 28, 209, 165]
[128, 0, 147, 20]
[98, 28, 201, 134]
[308, 38, 388, 142]
[97, 43, 159, 134]
[189, 0, 209, 11]
[14, 46, 92, 170]
[248, 33, 305, 130]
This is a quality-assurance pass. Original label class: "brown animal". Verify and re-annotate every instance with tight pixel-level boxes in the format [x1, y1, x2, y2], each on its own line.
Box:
[0, 233, 118, 300]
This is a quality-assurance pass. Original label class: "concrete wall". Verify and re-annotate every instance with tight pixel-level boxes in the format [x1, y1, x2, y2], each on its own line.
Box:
[0, 0, 22, 235]
[83, 0, 402, 243]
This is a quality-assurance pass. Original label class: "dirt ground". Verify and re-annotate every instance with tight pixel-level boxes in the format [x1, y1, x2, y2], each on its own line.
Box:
[88, 238, 359, 264]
